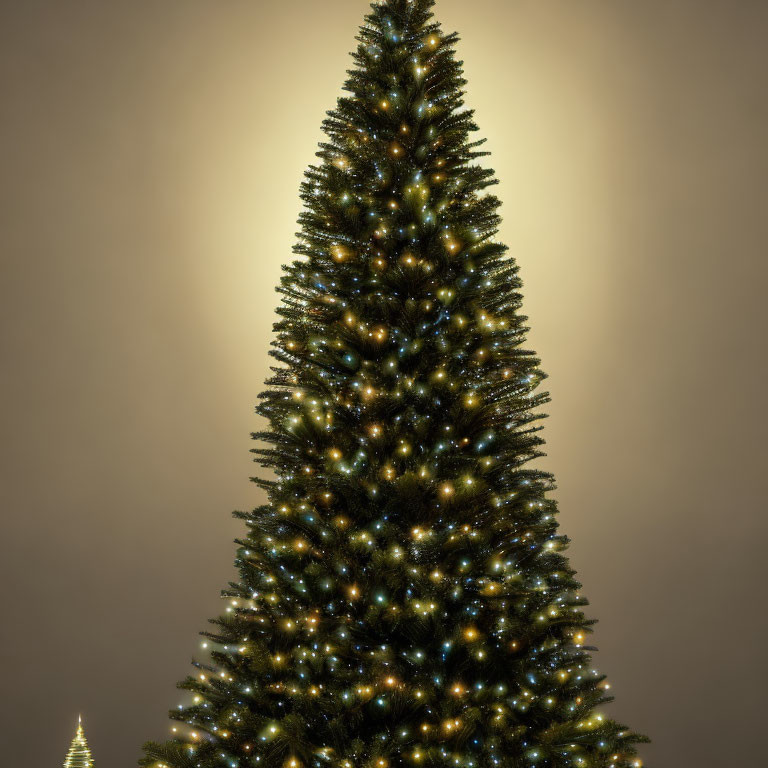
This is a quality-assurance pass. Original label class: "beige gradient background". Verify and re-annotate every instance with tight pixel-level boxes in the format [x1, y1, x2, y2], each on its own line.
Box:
[1, 0, 767, 765]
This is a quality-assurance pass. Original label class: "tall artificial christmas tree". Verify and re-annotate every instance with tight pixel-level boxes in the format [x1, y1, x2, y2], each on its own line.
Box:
[142, 2, 647, 767]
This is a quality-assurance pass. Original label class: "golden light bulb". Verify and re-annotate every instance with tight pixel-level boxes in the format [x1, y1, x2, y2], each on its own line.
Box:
[330, 244, 352, 262]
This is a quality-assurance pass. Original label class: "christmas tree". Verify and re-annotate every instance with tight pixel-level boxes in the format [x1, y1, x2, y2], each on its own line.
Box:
[64, 717, 95, 768]
[142, 1, 647, 767]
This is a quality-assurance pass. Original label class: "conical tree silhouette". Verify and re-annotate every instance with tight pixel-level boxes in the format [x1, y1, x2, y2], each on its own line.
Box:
[142, 2, 647, 767]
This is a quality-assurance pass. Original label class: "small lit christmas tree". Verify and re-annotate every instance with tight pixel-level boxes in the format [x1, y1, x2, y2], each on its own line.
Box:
[64, 717, 94, 768]
[142, 1, 647, 767]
